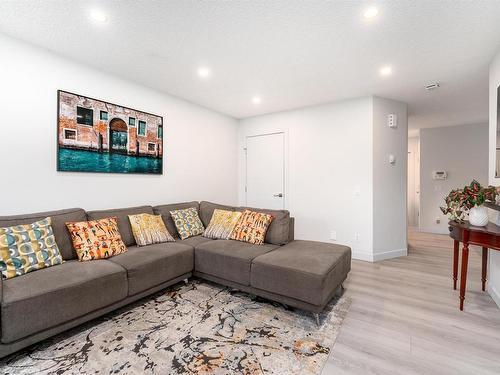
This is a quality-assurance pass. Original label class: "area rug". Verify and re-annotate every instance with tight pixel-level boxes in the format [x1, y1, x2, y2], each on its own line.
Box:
[0, 279, 350, 375]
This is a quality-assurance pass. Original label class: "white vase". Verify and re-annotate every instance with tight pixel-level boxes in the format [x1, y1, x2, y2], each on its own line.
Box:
[468, 205, 489, 226]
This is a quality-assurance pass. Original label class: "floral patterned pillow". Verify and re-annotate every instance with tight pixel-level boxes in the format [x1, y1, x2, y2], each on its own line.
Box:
[170, 207, 205, 240]
[128, 213, 175, 246]
[230, 210, 274, 245]
[203, 209, 242, 240]
[66, 217, 127, 261]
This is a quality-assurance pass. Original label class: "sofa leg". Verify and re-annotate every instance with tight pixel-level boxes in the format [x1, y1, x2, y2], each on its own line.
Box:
[183, 278, 189, 285]
[313, 313, 321, 327]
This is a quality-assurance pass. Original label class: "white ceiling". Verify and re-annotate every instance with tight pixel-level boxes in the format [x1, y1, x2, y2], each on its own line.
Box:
[1, 0, 500, 129]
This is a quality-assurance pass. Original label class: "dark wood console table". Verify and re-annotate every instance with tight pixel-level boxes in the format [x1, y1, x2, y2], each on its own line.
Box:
[449, 220, 500, 310]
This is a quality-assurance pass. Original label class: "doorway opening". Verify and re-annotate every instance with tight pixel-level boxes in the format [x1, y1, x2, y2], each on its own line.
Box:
[109, 118, 128, 154]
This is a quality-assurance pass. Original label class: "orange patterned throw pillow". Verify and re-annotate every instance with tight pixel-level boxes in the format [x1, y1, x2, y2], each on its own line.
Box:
[230, 210, 274, 245]
[66, 217, 128, 261]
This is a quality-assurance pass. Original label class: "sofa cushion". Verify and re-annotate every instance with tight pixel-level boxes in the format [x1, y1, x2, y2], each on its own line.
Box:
[251, 240, 351, 306]
[87, 206, 154, 247]
[1, 259, 127, 343]
[203, 209, 242, 240]
[0, 208, 87, 260]
[128, 213, 175, 246]
[66, 217, 128, 261]
[195, 240, 279, 286]
[170, 207, 204, 240]
[230, 210, 274, 245]
[199, 201, 236, 227]
[178, 235, 213, 247]
[238, 206, 290, 245]
[108, 243, 193, 296]
[153, 201, 200, 238]
[0, 217, 64, 279]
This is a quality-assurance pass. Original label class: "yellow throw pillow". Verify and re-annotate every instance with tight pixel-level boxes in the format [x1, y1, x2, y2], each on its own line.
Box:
[230, 210, 274, 245]
[66, 217, 128, 261]
[0, 217, 64, 279]
[128, 213, 175, 246]
[203, 209, 242, 240]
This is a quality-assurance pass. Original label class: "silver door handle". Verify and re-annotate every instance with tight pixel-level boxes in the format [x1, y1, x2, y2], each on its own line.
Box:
[273, 193, 283, 197]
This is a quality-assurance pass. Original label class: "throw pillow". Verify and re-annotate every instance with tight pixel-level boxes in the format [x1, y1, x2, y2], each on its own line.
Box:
[0, 217, 64, 280]
[128, 213, 175, 246]
[203, 209, 242, 240]
[66, 217, 128, 261]
[230, 210, 274, 245]
[170, 207, 204, 240]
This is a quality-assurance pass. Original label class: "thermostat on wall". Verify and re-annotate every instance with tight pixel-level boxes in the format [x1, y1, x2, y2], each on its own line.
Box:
[433, 171, 447, 180]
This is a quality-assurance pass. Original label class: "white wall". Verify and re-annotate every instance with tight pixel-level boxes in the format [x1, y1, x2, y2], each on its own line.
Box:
[238, 98, 374, 260]
[0, 35, 238, 215]
[420, 124, 488, 234]
[372, 97, 408, 260]
[488, 49, 500, 308]
[238, 96, 408, 262]
[407, 137, 420, 227]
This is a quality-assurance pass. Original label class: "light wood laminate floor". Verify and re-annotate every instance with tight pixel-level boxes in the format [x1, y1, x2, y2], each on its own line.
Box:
[322, 230, 500, 375]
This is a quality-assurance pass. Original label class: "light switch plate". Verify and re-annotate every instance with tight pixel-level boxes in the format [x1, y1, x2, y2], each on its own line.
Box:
[388, 114, 398, 128]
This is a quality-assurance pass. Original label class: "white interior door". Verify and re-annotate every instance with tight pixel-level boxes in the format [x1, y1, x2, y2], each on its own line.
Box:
[245, 132, 285, 209]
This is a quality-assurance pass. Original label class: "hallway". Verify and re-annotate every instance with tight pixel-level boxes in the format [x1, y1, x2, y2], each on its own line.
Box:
[323, 230, 500, 374]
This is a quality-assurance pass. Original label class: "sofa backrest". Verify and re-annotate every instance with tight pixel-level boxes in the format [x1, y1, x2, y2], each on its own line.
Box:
[153, 201, 200, 238]
[238, 205, 291, 245]
[0, 208, 86, 260]
[289, 217, 295, 242]
[199, 201, 237, 227]
[87, 205, 154, 247]
[199, 201, 292, 245]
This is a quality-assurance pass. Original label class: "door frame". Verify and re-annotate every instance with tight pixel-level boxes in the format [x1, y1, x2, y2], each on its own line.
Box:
[244, 130, 289, 209]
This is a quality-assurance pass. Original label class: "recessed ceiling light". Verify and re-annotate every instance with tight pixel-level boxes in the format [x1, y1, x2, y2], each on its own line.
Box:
[380, 66, 392, 76]
[252, 96, 262, 105]
[90, 9, 108, 23]
[363, 7, 379, 19]
[197, 67, 211, 79]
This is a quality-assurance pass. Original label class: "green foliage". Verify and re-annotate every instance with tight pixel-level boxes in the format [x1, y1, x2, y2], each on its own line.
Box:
[440, 180, 497, 223]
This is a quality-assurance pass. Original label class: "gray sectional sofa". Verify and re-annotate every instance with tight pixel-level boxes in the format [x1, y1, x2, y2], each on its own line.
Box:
[0, 201, 351, 358]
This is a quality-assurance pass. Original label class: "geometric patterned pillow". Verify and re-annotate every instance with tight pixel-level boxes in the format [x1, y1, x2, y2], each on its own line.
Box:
[169, 207, 205, 240]
[0, 217, 64, 280]
[203, 209, 242, 240]
[66, 217, 128, 261]
[128, 213, 175, 246]
[230, 210, 274, 245]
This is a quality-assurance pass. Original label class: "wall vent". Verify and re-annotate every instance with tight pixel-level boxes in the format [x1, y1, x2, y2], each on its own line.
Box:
[425, 82, 440, 91]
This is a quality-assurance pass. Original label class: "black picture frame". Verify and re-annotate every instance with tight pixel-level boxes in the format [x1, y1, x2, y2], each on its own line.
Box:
[57, 90, 164, 175]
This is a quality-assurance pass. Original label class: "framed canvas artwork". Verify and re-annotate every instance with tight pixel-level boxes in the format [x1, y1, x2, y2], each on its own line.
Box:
[57, 90, 163, 174]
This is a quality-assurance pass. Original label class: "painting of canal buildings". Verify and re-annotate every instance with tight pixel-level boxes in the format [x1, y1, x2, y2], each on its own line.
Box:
[57, 90, 163, 174]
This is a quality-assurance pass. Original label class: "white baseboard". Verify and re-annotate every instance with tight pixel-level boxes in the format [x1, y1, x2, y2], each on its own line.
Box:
[417, 227, 449, 235]
[351, 250, 373, 262]
[373, 248, 408, 262]
[352, 248, 407, 262]
[487, 282, 500, 309]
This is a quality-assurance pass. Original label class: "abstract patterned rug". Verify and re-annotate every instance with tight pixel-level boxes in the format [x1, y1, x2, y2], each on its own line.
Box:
[0, 279, 350, 375]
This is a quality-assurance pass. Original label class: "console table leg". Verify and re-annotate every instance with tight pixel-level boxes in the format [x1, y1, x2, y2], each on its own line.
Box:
[453, 240, 459, 290]
[482, 247, 488, 292]
[459, 244, 469, 311]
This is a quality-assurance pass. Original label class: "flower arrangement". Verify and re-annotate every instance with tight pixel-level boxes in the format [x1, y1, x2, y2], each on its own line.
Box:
[440, 180, 497, 223]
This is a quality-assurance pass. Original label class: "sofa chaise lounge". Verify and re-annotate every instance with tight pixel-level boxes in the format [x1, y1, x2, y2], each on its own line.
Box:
[0, 201, 351, 358]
